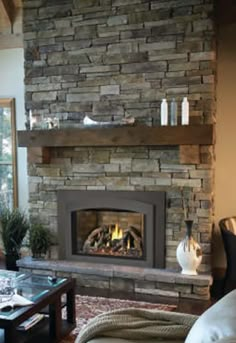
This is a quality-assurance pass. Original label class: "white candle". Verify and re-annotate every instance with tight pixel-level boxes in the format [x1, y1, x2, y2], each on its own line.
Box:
[160, 99, 168, 126]
[29, 110, 33, 130]
[181, 97, 189, 125]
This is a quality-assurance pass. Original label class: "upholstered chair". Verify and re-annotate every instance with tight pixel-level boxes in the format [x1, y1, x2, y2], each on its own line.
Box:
[219, 217, 236, 294]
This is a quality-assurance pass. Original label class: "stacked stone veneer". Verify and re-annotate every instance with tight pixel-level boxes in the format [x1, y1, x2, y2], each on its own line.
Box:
[18, 259, 213, 300]
[23, 0, 216, 273]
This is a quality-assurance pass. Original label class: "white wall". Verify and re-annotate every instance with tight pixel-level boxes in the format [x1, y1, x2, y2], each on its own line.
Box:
[214, 23, 236, 268]
[0, 49, 28, 211]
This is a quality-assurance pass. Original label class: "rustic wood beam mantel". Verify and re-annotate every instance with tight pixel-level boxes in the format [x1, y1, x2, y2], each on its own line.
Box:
[17, 124, 214, 148]
[18, 125, 214, 165]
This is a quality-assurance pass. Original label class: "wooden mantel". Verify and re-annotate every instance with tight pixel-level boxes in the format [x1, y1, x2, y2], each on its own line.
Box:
[18, 124, 214, 147]
[17, 124, 214, 164]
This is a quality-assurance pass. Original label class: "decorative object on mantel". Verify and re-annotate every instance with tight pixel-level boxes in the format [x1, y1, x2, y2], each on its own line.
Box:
[43, 117, 60, 130]
[170, 98, 178, 126]
[26, 109, 37, 130]
[25, 110, 60, 130]
[83, 115, 135, 127]
[176, 191, 202, 275]
[181, 97, 189, 125]
[160, 99, 168, 126]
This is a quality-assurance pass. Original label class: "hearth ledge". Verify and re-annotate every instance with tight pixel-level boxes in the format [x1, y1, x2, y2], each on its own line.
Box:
[17, 258, 213, 301]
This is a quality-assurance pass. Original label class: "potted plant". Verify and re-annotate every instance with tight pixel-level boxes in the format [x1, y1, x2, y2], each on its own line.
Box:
[29, 223, 52, 258]
[0, 207, 29, 270]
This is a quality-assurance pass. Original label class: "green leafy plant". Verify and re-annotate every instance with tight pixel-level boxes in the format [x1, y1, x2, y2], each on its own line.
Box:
[0, 206, 29, 270]
[29, 223, 52, 258]
[0, 207, 29, 256]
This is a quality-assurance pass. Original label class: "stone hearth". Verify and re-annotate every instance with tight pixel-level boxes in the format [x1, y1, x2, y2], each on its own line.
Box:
[17, 258, 212, 300]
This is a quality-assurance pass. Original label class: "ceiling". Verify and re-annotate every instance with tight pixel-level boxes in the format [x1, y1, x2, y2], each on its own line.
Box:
[0, 0, 23, 49]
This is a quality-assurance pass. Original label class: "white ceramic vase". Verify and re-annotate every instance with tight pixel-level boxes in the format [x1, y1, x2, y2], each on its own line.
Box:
[176, 220, 202, 275]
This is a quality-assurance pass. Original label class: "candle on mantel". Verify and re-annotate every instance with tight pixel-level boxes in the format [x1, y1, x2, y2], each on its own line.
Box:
[29, 110, 37, 130]
[29, 110, 33, 130]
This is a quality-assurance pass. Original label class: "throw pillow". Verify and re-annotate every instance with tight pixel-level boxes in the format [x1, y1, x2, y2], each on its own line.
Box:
[185, 290, 236, 343]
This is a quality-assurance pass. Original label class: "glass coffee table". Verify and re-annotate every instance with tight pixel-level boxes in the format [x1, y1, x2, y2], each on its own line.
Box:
[0, 270, 76, 343]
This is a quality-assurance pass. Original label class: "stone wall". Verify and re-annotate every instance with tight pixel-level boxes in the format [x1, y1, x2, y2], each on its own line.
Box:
[23, 0, 216, 272]
[24, 0, 215, 125]
[28, 145, 214, 272]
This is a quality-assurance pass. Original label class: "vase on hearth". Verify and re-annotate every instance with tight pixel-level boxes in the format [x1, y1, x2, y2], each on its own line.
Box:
[176, 220, 202, 275]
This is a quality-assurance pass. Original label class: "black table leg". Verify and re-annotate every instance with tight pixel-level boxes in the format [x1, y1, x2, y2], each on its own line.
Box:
[5, 325, 17, 342]
[66, 279, 76, 324]
[49, 297, 62, 342]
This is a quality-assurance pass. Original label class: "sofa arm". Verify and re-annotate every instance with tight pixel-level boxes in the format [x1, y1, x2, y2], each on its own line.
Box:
[87, 338, 184, 343]
[185, 290, 236, 343]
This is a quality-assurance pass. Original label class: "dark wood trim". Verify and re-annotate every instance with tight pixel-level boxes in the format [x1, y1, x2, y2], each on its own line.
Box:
[17, 124, 214, 148]
[0, 98, 18, 208]
[1, 0, 15, 24]
[216, 0, 236, 25]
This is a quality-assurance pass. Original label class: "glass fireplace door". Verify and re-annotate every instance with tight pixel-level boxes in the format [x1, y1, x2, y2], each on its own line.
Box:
[71, 209, 145, 260]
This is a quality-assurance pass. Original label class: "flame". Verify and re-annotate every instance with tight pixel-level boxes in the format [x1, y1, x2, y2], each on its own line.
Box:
[127, 238, 130, 250]
[111, 223, 123, 240]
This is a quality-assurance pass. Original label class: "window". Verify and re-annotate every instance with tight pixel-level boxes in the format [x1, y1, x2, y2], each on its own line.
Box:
[0, 98, 18, 209]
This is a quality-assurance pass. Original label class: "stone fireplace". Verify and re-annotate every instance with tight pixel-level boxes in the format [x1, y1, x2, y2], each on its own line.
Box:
[24, 143, 214, 275]
[58, 190, 165, 268]
[18, 0, 216, 299]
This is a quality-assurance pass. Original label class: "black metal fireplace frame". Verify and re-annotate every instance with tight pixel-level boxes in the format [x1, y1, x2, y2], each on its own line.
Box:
[58, 190, 165, 268]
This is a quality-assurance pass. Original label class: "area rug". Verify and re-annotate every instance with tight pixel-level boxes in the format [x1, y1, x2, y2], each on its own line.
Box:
[61, 294, 177, 343]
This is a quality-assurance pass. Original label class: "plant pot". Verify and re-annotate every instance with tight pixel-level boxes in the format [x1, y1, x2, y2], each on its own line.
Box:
[5, 253, 20, 271]
[32, 253, 45, 259]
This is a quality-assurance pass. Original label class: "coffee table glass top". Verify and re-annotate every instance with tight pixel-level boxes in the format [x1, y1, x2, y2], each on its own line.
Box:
[18, 274, 66, 288]
[0, 270, 26, 281]
[0, 270, 67, 318]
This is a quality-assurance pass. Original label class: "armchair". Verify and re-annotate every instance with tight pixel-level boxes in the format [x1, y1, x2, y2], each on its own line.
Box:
[219, 217, 236, 294]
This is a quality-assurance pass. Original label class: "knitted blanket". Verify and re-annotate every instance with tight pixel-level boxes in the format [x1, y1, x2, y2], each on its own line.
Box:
[76, 308, 198, 343]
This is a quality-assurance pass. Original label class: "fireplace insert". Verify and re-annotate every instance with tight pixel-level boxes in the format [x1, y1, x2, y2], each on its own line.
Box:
[58, 190, 165, 268]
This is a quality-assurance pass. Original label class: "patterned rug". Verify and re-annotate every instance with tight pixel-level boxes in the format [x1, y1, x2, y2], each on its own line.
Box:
[61, 294, 177, 343]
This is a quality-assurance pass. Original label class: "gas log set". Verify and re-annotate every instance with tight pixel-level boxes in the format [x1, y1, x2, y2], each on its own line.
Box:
[82, 223, 143, 258]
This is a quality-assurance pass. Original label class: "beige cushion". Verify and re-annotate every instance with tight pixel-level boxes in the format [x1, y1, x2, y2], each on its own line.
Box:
[185, 290, 236, 343]
[88, 339, 184, 343]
